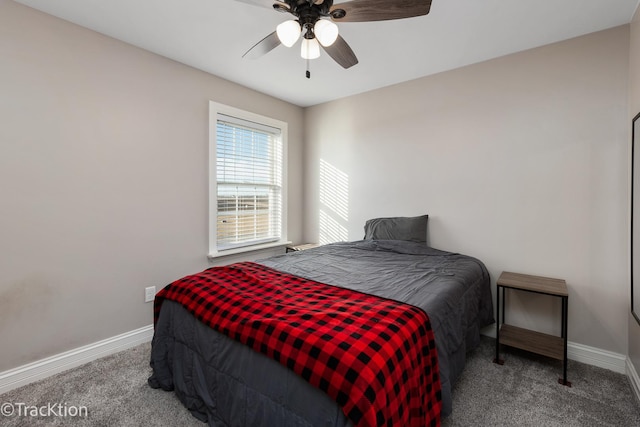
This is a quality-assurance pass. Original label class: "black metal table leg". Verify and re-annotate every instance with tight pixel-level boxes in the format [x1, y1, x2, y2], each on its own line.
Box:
[493, 285, 504, 365]
[558, 295, 571, 386]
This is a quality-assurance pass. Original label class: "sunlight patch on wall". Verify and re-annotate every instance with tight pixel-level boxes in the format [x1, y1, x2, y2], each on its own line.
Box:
[320, 159, 349, 221]
[318, 159, 349, 244]
[319, 210, 348, 244]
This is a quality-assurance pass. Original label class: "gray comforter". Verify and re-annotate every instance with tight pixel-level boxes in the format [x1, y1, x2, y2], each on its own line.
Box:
[149, 240, 494, 425]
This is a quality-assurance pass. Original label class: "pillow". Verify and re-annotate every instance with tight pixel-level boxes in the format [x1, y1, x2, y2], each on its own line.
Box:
[363, 215, 428, 243]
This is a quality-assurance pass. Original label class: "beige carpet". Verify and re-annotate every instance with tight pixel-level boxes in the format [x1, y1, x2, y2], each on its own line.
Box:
[1, 336, 638, 426]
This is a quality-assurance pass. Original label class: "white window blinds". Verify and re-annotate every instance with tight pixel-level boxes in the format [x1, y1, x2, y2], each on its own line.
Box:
[215, 113, 283, 251]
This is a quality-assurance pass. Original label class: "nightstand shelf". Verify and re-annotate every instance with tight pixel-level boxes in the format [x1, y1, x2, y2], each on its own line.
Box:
[498, 324, 564, 360]
[494, 271, 571, 386]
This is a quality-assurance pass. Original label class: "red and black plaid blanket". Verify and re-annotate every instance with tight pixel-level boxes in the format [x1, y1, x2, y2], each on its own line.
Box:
[154, 262, 441, 427]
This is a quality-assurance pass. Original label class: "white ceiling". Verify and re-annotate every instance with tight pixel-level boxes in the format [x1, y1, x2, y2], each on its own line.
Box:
[14, 0, 640, 107]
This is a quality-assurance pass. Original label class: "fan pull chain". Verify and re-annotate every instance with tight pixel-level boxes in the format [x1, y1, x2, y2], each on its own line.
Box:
[306, 57, 311, 79]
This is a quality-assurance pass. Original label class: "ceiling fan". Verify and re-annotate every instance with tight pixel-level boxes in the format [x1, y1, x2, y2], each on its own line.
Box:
[238, 0, 433, 77]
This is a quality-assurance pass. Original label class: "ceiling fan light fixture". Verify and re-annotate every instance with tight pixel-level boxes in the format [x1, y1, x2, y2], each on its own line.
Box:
[276, 20, 301, 47]
[301, 37, 320, 59]
[314, 19, 339, 47]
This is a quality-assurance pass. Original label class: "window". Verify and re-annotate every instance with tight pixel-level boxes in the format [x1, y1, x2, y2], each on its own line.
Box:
[209, 102, 287, 256]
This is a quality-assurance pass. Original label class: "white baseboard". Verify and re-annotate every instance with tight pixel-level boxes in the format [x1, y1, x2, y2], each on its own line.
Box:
[626, 357, 640, 403]
[0, 326, 632, 396]
[482, 329, 627, 374]
[567, 341, 627, 374]
[0, 324, 153, 395]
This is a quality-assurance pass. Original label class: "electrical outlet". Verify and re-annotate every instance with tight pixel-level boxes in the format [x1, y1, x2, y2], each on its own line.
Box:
[145, 286, 156, 303]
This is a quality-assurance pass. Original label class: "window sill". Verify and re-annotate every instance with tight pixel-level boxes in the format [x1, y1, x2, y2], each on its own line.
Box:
[207, 241, 292, 260]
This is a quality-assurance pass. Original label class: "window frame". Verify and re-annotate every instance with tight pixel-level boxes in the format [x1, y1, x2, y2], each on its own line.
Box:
[208, 101, 288, 258]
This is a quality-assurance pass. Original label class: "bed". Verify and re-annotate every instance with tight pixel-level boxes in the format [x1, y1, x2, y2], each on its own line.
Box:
[148, 236, 493, 426]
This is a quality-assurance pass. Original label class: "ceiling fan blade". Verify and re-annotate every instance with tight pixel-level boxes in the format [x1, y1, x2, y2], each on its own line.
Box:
[322, 35, 358, 69]
[243, 31, 281, 59]
[234, 0, 292, 13]
[330, 0, 431, 22]
[234, 0, 276, 9]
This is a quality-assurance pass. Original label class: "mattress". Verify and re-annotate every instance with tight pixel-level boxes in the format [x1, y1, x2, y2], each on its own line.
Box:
[148, 239, 494, 425]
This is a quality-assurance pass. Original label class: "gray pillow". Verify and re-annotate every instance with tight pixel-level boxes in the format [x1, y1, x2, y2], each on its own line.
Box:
[363, 215, 428, 242]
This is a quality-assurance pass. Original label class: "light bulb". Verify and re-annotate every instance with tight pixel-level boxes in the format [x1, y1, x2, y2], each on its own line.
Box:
[301, 38, 320, 59]
[276, 20, 301, 48]
[314, 19, 339, 47]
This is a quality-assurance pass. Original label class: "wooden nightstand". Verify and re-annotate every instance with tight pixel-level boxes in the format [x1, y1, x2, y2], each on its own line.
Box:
[286, 243, 319, 253]
[493, 271, 571, 387]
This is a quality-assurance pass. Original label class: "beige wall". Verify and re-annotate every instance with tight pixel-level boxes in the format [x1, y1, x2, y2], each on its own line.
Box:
[304, 26, 630, 354]
[629, 6, 640, 374]
[0, 0, 304, 371]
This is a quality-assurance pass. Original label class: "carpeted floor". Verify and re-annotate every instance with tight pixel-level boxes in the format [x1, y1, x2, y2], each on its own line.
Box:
[444, 337, 640, 426]
[1, 336, 638, 426]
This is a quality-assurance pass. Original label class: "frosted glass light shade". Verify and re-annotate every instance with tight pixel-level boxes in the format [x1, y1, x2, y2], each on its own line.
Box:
[301, 38, 320, 59]
[314, 19, 339, 47]
[276, 20, 301, 47]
